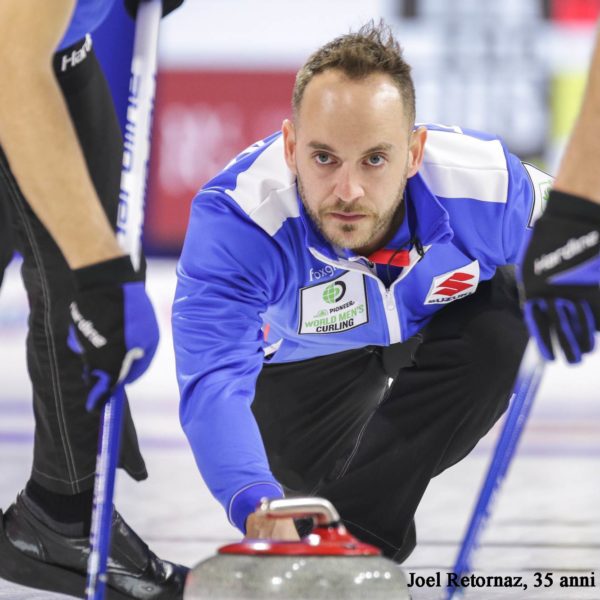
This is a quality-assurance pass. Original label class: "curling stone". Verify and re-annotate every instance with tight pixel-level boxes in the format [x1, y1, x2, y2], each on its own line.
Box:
[184, 497, 410, 600]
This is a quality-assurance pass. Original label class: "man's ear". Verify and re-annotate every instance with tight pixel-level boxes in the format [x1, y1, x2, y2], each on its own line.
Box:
[407, 126, 427, 178]
[282, 119, 297, 175]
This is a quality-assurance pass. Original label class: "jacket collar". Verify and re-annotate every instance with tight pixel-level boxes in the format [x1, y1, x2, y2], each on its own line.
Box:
[405, 171, 453, 248]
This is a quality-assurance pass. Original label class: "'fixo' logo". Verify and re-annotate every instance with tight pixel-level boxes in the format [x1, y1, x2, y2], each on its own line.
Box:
[322, 281, 346, 304]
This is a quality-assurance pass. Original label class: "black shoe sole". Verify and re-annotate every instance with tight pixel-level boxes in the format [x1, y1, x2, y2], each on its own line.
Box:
[0, 509, 132, 600]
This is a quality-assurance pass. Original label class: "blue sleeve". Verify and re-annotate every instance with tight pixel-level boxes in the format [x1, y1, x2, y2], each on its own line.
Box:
[172, 192, 286, 532]
[502, 151, 553, 265]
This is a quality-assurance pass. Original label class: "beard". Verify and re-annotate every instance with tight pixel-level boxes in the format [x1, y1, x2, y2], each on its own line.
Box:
[297, 174, 408, 254]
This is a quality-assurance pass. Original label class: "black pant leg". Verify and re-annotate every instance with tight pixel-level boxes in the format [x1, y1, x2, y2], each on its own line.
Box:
[0, 193, 14, 288]
[254, 347, 393, 494]
[253, 329, 420, 497]
[319, 267, 529, 562]
[0, 39, 147, 494]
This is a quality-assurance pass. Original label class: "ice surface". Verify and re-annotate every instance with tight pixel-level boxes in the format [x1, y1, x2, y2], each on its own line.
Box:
[1, 259, 598, 599]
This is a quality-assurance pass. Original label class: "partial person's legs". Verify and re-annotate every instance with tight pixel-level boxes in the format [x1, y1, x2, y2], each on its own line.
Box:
[254, 268, 528, 562]
[19, 42, 146, 497]
[0, 38, 187, 599]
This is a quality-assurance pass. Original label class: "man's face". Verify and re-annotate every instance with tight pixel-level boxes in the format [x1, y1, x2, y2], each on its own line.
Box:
[283, 69, 426, 256]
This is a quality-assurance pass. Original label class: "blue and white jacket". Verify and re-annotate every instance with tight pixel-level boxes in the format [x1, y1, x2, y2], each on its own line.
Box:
[172, 125, 551, 533]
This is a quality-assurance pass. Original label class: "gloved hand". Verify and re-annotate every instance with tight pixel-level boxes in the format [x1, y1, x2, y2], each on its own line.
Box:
[69, 255, 159, 411]
[520, 190, 600, 363]
[124, 0, 184, 19]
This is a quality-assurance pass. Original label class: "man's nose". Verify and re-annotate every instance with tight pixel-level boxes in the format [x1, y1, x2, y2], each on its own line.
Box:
[333, 165, 365, 203]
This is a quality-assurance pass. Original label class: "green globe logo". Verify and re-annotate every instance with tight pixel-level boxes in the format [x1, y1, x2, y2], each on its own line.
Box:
[541, 180, 552, 210]
[322, 281, 346, 304]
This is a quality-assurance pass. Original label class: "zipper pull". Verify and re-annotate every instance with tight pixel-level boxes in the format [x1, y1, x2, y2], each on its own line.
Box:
[385, 289, 395, 311]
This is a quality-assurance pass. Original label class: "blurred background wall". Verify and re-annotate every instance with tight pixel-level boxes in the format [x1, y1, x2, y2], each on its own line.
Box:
[97, 0, 600, 255]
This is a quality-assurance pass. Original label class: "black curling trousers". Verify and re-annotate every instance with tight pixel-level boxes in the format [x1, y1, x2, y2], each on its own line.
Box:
[0, 37, 147, 494]
[253, 266, 529, 562]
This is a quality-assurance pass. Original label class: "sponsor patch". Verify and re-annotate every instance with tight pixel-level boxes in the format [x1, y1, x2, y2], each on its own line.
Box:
[523, 163, 553, 227]
[424, 261, 480, 305]
[299, 271, 368, 334]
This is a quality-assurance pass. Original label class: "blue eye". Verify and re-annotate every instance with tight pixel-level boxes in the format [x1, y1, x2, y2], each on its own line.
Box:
[315, 153, 332, 165]
[367, 154, 385, 166]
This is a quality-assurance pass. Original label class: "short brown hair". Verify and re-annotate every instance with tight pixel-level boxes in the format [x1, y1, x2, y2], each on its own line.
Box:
[292, 21, 416, 125]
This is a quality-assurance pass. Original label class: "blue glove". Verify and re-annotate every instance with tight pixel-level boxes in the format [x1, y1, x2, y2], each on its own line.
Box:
[68, 255, 159, 411]
[520, 190, 600, 363]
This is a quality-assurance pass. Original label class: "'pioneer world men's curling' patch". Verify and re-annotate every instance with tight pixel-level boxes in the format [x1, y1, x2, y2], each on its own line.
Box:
[424, 260, 480, 305]
[299, 271, 369, 334]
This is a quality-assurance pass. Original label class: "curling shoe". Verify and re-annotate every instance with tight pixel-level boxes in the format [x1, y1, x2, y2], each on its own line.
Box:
[0, 493, 188, 599]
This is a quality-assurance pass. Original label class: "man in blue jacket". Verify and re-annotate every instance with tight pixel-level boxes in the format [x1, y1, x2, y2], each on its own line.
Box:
[173, 22, 546, 560]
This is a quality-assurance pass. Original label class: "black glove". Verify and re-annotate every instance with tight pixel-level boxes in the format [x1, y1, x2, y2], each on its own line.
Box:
[124, 0, 184, 19]
[68, 255, 159, 410]
[519, 190, 600, 363]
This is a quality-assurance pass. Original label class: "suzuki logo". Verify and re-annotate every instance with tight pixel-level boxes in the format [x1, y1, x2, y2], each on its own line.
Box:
[434, 272, 475, 297]
[424, 261, 480, 305]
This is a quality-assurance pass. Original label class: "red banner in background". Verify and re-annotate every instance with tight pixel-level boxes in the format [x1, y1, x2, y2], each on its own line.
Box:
[145, 70, 296, 252]
[551, 0, 600, 22]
